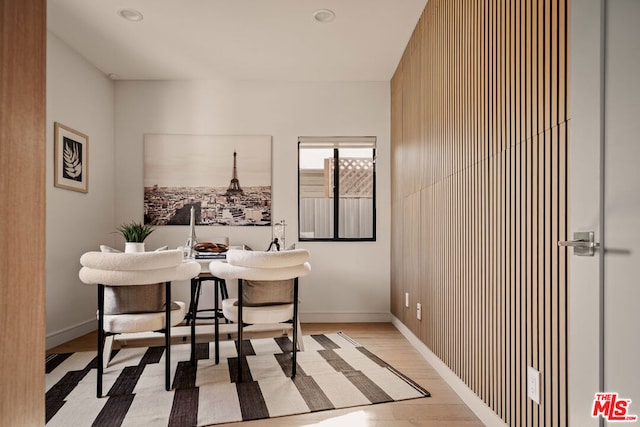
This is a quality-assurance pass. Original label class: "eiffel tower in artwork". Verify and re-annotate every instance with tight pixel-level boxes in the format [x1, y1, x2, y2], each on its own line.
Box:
[225, 150, 244, 196]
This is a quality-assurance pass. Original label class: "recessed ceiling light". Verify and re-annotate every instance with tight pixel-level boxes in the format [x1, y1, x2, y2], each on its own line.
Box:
[117, 8, 144, 22]
[313, 9, 335, 23]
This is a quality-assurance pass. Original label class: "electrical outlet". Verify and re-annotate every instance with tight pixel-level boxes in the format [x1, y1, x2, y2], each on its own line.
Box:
[416, 303, 422, 320]
[405, 293, 409, 308]
[527, 366, 540, 404]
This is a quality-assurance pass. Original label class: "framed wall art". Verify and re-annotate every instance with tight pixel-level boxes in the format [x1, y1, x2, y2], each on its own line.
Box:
[143, 134, 271, 226]
[54, 122, 88, 193]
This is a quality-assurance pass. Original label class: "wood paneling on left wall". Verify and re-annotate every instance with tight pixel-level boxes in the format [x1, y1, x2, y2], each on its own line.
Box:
[0, 0, 47, 425]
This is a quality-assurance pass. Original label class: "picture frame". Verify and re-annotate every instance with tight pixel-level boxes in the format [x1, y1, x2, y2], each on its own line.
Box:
[54, 122, 88, 193]
[143, 134, 271, 226]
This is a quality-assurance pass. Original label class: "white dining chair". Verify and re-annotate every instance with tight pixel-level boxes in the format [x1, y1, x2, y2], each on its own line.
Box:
[79, 250, 200, 397]
[209, 249, 310, 382]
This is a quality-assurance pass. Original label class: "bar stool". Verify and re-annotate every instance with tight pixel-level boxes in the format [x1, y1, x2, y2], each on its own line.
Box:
[185, 237, 230, 326]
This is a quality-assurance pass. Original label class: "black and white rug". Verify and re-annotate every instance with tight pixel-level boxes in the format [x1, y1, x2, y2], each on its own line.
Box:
[46, 333, 430, 426]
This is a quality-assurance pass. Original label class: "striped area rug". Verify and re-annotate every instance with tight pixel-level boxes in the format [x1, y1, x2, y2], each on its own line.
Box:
[46, 333, 430, 426]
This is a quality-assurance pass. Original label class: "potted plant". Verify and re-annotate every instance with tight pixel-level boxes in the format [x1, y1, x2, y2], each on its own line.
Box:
[117, 221, 155, 253]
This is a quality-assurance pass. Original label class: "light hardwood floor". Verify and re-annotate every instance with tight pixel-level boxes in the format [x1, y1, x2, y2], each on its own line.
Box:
[48, 323, 485, 427]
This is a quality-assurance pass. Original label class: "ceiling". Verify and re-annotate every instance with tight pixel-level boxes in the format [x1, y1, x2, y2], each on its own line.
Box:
[47, 0, 427, 82]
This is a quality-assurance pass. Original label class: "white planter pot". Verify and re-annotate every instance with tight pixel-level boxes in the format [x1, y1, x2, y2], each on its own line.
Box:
[124, 242, 145, 253]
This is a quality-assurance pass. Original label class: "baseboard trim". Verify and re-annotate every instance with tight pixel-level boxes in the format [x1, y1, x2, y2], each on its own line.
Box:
[46, 319, 96, 350]
[300, 312, 391, 323]
[391, 316, 508, 427]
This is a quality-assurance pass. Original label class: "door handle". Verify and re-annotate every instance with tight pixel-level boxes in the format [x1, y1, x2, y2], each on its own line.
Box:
[558, 240, 598, 248]
[558, 231, 599, 256]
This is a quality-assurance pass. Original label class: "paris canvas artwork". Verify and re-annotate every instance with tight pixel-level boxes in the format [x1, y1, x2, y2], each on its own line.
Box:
[143, 134, 271, 226]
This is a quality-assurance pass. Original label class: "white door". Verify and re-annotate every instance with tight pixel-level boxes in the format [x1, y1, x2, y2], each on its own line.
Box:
[602, 0, 640, 422]
[569, 1, 640, 425]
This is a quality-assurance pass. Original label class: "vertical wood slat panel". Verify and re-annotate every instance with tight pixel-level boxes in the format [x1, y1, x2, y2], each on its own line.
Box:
[390, 1, 568, 426]
[471, 2, 478, 388]
[499, 2, 506, 415]
[420, 186, 432, 344]
[463, 76, 469, 383]
[549, 123, 559, 425]
[505, 2, 513, 422]
[422, 4, 432, 188]
[518, 3, 526, 426]
[546, 0, 553, 132]
[538, 0, 546, 135]
[521, 0, 527, 146]
[404, 192, 421, 334]
[390, 65, 404, 321]
[521, 135, 530, 427]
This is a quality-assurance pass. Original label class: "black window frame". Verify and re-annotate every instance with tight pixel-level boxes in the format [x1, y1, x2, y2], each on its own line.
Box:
[297, 137, 376, 242]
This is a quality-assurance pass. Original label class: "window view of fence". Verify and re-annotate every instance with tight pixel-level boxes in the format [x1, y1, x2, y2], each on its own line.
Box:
[298, 137, 376, 241]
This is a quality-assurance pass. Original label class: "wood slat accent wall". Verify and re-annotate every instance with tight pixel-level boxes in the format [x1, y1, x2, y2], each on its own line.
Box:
[390, 1, 568, 426]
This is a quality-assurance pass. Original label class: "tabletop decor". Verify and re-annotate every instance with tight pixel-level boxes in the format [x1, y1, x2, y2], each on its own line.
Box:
[267, 219, 287, 251]
[45, 333, 430, 426]
[116, 221, 155, 252]
[53, 122, 88, 193]
[185, 206, 198, 257]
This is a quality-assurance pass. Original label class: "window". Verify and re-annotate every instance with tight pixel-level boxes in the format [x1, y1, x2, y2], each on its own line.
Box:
[298, 136, 376, 241]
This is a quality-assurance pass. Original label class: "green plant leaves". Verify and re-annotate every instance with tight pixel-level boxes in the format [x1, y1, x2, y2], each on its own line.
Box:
[117, 221, 155, 242]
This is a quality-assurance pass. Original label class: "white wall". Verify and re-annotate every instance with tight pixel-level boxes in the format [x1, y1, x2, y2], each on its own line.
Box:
[114, 80, 391, 321]
[46, 32, 115, 348]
